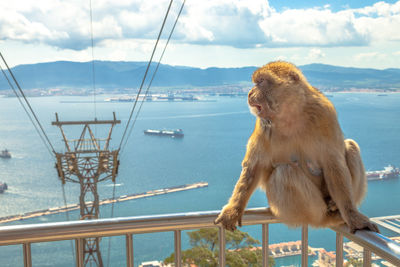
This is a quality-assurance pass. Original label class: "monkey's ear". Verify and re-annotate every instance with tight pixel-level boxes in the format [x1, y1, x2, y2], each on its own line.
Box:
[288, 71, 300, 82]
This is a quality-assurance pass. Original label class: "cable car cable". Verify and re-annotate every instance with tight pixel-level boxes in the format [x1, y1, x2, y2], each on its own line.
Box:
[0, 52, 57, 154]
[120, 0, 186, 155]
[118, 0, 174, 151]
[0, 53, 76, 259]
[0, 63, 54, 156]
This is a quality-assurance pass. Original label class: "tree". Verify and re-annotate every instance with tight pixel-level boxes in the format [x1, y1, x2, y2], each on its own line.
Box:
[164, 228, 275, 267]
[345, 257, 363, 267]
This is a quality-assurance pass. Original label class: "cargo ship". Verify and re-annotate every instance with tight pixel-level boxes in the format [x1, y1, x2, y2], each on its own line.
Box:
[366, 165, 399, 180]
[144, 129, 184, 138]
[0, 149, 11, 158]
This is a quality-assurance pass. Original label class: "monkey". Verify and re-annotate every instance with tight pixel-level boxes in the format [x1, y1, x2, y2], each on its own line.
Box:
[215, 61, 379, 234]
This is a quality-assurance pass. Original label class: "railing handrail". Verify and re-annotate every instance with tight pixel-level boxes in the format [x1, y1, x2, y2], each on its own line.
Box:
[0, 207, 399, 267]
[333, 225, 400, 266]
[0, 208, 276, 246]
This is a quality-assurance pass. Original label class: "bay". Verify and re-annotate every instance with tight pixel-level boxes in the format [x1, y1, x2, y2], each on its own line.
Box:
[0, 93, 399, 266]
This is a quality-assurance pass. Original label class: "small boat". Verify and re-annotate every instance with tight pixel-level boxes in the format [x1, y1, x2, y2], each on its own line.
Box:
[0, 182, 8, 193]
[366, 165, 399, 180]
[0, 149, 11, 159]
[144, 129, 184, 138]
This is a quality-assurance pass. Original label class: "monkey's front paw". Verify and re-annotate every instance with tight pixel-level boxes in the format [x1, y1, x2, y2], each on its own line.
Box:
[214, 205, 243, 231]
[348, 213, 380, 234]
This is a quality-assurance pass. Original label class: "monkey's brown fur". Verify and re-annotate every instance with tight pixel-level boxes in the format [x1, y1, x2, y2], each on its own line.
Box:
[215, 61, 379, 233]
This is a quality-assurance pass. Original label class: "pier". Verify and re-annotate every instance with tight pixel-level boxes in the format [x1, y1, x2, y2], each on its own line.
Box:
[0, 182, 208, 224]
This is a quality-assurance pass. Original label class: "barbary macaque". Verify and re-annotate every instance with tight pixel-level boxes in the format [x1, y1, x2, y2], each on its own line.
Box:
[215, 61, 379, 233]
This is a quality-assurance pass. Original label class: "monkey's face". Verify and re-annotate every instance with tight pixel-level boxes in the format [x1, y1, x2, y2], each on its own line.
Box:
[249, 62, 306, 123]
[248, 79, 280, 121]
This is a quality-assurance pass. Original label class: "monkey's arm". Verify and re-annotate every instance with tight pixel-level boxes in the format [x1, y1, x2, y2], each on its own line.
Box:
[214, 165, 262, 231]
[322, 151, 379, 233]
[215, 138, 267, 231]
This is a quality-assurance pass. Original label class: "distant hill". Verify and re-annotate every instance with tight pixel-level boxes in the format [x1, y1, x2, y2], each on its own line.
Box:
[300, 64, 400, 90]
[1, 61, 399, 91]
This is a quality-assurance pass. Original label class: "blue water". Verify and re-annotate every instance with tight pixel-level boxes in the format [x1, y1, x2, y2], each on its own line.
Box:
[0, 93, 399, 266]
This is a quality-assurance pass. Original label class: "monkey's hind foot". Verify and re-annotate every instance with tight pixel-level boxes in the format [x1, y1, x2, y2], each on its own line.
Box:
[327, 199, 338, 213]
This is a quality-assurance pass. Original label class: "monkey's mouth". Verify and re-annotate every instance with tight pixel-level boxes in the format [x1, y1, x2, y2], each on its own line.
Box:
[254, 104, 262, 113]
[249, 103, 262, 114]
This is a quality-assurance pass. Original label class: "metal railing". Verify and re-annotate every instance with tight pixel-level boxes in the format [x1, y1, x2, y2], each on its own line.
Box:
[0, 207, 399, 267]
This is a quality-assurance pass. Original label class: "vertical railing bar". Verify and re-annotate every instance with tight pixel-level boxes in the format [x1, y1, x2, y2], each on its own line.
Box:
[174, 230, 182, 267]
[363, 248, 372, 267]
[75, 238, 84, 267]
[218, 226, 226, 267]
[336, 232, 344, 267]
[262, 223, 269, 267]
[23, 243, 32, 267]
[126, 234, 134, 267]
[301, 225, 308, 267]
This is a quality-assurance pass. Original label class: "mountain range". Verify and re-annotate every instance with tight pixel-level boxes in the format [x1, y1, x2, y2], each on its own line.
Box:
[1, 61, 399, 91]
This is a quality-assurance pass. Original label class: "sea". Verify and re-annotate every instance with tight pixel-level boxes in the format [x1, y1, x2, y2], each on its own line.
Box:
[0, 92, 399, 267]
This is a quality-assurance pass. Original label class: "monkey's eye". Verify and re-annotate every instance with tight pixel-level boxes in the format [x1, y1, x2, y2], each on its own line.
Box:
[256, 79, 264, 86]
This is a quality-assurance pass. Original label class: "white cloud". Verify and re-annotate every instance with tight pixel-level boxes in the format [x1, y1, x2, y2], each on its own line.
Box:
[274, 55, 288, 61]
[307, 48, 326, 60]
[355, 1, 400, 16]
[262, 8, 375, 47]
[93, 16, 123, 39]
[99, 38, 156, 56]
[353, 52, 388, 63]
[176, 0, 268, 47]
[0, 0, 400, 53]
[353, 2, 400, 43]
[0, 6, 68, 44]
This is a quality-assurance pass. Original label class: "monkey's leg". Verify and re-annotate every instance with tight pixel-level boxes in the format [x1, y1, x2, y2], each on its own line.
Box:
[322, 146, 379, 233]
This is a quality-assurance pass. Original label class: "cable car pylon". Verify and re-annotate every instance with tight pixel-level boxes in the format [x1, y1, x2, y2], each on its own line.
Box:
[52, 112, 120, 266]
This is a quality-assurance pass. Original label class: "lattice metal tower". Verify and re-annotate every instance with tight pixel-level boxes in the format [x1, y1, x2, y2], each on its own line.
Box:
[53, 112, 120, 267]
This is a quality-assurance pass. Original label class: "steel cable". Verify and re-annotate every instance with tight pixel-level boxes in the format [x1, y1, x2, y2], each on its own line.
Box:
[0, 52, 56, 154]
[0, 64, 54, 156]
[1, 52, 75, 260]
[120, 0, 186, 155]
[118, 0, 174, 152]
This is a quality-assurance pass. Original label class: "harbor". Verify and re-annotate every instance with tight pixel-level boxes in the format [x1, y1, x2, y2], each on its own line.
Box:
[0, 94, 399, 266]
[104, 94, 200, 102]
[0, 182, 208, 224]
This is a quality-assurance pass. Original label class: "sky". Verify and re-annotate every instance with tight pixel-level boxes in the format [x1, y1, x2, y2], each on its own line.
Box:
[0, 0, 399, 69]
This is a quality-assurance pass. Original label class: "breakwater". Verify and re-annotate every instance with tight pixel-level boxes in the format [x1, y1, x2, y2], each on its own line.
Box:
[0, 182, 208, 224]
